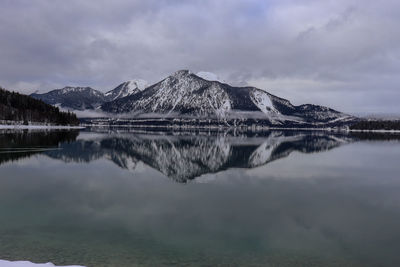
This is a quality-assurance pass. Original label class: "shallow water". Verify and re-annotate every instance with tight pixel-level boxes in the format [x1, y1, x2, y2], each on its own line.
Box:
[0, 129, 400, 267]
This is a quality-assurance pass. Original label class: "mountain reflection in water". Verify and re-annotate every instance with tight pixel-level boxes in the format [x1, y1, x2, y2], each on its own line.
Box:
[1, 129, 394, 182]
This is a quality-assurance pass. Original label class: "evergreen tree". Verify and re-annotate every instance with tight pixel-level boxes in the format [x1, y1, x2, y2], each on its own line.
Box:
[0, 87, 79, 125]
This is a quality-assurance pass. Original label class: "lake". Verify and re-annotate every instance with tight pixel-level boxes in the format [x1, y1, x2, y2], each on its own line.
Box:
[0, 129, 400, 267]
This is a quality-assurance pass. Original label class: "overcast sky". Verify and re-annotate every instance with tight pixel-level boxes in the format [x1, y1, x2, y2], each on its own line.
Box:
[0, 0, 399, 115]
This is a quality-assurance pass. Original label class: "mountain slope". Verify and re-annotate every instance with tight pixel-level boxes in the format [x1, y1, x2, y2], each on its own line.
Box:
[31, 86, 106, 110]
[101, 70, 355, 126]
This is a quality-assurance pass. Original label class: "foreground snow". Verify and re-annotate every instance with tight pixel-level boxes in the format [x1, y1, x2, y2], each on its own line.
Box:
[0, 125, 84, 130]
[0, 260, 84, 267]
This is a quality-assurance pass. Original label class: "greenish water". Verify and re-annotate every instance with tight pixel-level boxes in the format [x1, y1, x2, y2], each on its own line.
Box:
[0, 129, 400, 266]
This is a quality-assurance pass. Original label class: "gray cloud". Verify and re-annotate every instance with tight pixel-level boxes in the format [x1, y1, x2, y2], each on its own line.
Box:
[0, 0, 399, 115]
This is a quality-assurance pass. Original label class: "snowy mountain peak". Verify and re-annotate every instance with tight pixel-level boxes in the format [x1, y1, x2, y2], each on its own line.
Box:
[105, 79, 149, 101]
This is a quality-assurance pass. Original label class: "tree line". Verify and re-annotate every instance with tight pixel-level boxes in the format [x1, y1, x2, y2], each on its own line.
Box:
[350, 120, 400, 130]
[0, 87, 80, 125]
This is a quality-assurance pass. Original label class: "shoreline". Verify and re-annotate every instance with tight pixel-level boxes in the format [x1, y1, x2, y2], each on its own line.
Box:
[84, 124, 400, 133]
[1, 123, 400, 133]
[0, 124, 85, 130]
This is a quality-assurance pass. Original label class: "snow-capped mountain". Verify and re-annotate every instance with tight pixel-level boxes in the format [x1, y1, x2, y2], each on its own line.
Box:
[101, 70, 355, 127]
[30, 70, 356, 127]
[104, 79, 148, 101]
[30, 79, 148, 111]
[31, 86, 106, 111]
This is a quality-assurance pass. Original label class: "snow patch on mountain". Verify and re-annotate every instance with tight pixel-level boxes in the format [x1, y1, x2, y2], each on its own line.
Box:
[249, 89, 274, 113]
[249, 89, 298, 124]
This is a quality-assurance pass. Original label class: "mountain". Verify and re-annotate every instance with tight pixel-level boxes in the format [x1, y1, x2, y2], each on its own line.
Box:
[104, 79, 148, 101]
[0, 87, 79, 125]
[31, 86, 106, 110]
[31, 80, 149, 111]
[101, 70, 356, 127]
[28, 70, 356, 127]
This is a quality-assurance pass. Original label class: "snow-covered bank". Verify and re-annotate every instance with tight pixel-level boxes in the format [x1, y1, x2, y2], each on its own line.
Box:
[0, 260, 84, 267]
[0, 125, 84, 130]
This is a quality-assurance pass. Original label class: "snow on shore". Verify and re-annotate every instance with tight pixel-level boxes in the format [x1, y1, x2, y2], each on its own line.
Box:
[0, 260, 84, 267]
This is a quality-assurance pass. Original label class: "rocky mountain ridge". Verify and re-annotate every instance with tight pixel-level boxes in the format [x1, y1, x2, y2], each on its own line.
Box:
[31, 70, 357, 127]
[31, 80, 148, 111]
[104, 79, 148, 101]
[101, 70, 356, 127]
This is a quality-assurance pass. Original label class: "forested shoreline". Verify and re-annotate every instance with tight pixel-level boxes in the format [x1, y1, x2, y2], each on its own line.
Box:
[0, 87, 79, 126]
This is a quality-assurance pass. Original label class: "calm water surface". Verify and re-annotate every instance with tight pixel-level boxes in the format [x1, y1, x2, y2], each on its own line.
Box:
[0, 129, 400, 267]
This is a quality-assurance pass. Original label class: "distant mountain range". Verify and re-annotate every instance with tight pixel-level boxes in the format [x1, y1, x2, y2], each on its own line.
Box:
[31, 70, 357, 127]
[30, 79, 148, 111]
